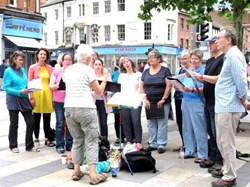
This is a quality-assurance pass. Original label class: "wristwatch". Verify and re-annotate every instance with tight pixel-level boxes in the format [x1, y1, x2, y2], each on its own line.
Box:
[162, 97, 167, 100]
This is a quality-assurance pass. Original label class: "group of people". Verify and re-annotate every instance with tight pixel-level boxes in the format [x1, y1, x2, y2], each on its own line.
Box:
[2, 25, 247, 186]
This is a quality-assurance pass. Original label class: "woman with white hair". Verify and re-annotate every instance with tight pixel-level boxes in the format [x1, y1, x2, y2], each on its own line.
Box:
[63, 44, 108, 184]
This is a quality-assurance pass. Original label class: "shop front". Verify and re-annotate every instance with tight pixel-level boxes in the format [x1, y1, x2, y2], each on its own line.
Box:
[1, 15, 43, 70]
[93, 45, 181, 74]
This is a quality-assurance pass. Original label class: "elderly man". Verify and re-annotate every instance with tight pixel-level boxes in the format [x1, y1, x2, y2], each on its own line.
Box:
[212, 26, 247, 187]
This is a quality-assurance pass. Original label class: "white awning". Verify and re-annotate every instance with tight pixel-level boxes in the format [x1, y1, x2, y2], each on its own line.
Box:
[4, 35, 41, 49]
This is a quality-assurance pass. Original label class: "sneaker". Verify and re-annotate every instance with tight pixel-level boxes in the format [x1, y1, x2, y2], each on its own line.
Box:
[194, 157, 206, 164]
[11, 148, 19, 153]
[208, 163, 222, 173]
[144, 146, 157, 152]
[57, 148, 65, 154]
[34, 140, 40, 149]
[199, 160, 215, 168]
[211, 170, 223, 178]
[27, 146, 40, 152]
[211, 179, 236, 187]
[158, 147, 165, 154]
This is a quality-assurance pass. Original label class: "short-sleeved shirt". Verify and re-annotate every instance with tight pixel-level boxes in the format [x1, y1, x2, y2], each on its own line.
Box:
[51, 68, 65, 103]
[141, 66, 172, 104]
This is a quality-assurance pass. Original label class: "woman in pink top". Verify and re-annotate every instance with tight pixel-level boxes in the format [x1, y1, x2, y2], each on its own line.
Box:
[28, 48, 54, 148]
[49, 53, 73, 154]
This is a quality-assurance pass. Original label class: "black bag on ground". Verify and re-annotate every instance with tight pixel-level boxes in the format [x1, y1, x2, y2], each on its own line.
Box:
[47, 128, 55, 141]
[98, 136, 110, 161]
[124, 150, 157, 173]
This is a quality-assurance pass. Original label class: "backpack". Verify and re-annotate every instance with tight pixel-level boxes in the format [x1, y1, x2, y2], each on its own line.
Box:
[123, 150, 157, 173]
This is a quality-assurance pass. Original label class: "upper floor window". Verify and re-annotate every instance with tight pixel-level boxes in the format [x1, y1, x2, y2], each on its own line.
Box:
[79, 28, 86, 44]
[44, 12, 47, 21]
[44, 33, 47, 46]
[55, 9, 58, 20]
[92, 29, 99, 43]
[93, 2, 99, 15]
[104, 25, 111, 41]
[186, 20, 189, 30]
[117, 24, 125, 41]
[117, 0, 125, 11]
[186, 39, 189, 49]
[180, 18, 184, 29]
[79, 4, 85, 16]
[9, 0, 16, 7]
[66, 6, 72, 18]
[55, 31, 59, 45]
[167, 24, 173, 41]
[104, 0, 111, 13]
[180, 38, 183, 48]
[144, 22, 151, 40]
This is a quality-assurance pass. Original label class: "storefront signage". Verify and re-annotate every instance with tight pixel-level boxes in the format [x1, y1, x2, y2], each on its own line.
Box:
[3, 15, 43, 39]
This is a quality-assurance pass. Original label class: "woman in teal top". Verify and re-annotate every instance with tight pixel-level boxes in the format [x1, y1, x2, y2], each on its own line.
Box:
[4, 51, 39, 153]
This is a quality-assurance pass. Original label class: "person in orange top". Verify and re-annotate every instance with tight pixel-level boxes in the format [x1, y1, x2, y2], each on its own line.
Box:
[28, 48, 55, 148]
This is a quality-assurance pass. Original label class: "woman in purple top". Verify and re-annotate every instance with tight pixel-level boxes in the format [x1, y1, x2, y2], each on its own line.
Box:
[49, 53, 73, 154]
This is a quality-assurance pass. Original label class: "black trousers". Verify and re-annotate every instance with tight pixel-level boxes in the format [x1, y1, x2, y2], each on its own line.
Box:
[9, 110, 34, 150]
[174, 99, 184, 146]
[33, 113, 51, 139]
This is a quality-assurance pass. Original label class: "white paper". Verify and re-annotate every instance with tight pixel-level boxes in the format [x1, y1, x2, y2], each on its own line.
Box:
[28, 78, 42, 91]
[167, 78, 185, 92]
[106, 93, 145, 109]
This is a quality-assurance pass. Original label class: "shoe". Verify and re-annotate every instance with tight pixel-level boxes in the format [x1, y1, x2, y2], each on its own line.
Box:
[11, 148, 19, 153]
[34, 139, 40, 149]
[208, 164, 223, 173]
[72, 171, 84, 181]
[211, 179, 236, 187]
[45, 140, 55, 147]
[194, 157, 206, 164]
[158, 147, 165, 154]
[183, 155, 195, 159]
[211, 170, 223, 178]
[89, 173, 108, 185]
[27, 146, 40, 152]
[66, 146, 72, 151]
[144, 146, 157, 152]
[57, 148, 65, 154]
[199, 160, 215, 168]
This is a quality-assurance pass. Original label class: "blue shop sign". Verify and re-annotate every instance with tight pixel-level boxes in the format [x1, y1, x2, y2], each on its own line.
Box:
[94, 45, 178, 55]
[3, 15, 43, 39]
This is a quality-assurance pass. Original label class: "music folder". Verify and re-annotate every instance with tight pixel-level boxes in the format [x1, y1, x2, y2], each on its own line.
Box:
[145, 104, 165, 119]
[98, 80, 121, 92]
[58, 78, 66, 90]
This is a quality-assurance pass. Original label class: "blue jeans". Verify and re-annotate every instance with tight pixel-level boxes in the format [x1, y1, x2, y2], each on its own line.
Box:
[54, 102, 73, 150]
[205, 103, 223, 164]
[96, 100, 108, 138]
[147, 104, 170, 148]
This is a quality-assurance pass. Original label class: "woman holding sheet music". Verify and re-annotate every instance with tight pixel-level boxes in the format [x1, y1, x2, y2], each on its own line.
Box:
[49, 53, 73, 154]
[140, 49, 172, 154]
[4, 51, 38, 152]
[181, 48, 208, 163]
[118, 57, 143, 149]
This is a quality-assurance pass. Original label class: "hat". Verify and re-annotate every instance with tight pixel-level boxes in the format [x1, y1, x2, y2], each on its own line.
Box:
[205, 35, 218, 43]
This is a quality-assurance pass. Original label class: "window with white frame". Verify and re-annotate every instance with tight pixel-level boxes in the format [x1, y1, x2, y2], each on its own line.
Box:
[44, 12, 47, 21]
[117, 0, 125, 11]
[66, 6, 72, 18]
[92, 29, 99, 43]
[79, 4, 85, 16]
[104, 0, 111, 13]
[167, 24, 173, 41]
[9, 0, 16, 7]
[93, 2, 99, 15]
[55, 31, 59, 45]
[44, 33, 47, 46]
[55, 9, 58, 20]
[117, 24, 125, 41]
[104, 25, 111, 41]
[79, 28, 85, 43]
[144, 22, 151, 40]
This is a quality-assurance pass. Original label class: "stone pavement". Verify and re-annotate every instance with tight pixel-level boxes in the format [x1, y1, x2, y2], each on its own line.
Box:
[0, 90, 250, 187]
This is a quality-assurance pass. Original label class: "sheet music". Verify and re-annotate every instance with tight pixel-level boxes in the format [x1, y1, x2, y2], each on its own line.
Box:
[28, 78, 42, 91]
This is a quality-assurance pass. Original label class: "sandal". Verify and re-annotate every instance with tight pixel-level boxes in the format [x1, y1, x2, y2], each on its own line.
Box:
[89, 173, 108, 185]
[45, 140, 55, 147]
[27, 146, 40, 152]
[72, 171, 84, 181]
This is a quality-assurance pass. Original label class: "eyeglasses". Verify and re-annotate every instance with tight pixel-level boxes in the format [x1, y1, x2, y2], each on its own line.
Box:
[148, 55, 158, 60]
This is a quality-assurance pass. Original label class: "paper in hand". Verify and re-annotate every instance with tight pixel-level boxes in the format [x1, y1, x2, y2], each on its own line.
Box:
[28, 78, 42, 92]
[167, 76, 185, 91]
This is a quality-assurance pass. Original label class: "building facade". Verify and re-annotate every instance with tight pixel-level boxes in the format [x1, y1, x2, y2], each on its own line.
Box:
[41, 0, 192, 73]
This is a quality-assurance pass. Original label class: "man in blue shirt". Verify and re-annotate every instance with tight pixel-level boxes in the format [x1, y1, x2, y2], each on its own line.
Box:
[0, 59, 8, 90]
[212, 26, 247, 187]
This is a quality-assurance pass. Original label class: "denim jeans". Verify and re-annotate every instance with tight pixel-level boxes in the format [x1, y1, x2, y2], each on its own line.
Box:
[96, 100, 108, 138]
[147, 104, 170, 148]
[205, 103, 223, 164]
[54, 102, 73, 150]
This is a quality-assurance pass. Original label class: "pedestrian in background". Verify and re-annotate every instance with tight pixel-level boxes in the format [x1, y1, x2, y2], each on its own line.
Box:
[28, 48, 55, 148]
[0, 59, 8, 90]
[211, 26, 247, 187]
[49, 53, 74, 154]
[181, 48, 207, 162]
[64, 44, 108, 184]
[118, 57, 142, 148]
[4, 51, 39, 153]
[173, 50, 190, 151]
[140, 49, 172, 154]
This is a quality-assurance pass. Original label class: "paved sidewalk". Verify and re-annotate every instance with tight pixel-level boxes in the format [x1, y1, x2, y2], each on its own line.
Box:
[0, 90, 250, 187]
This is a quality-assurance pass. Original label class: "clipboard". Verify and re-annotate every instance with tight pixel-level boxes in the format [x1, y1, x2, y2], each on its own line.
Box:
[58, 78, 66, 90]
[167, 76, 185, 91]
[145, 104, 165, 119]
[98, 80, 121, 92]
